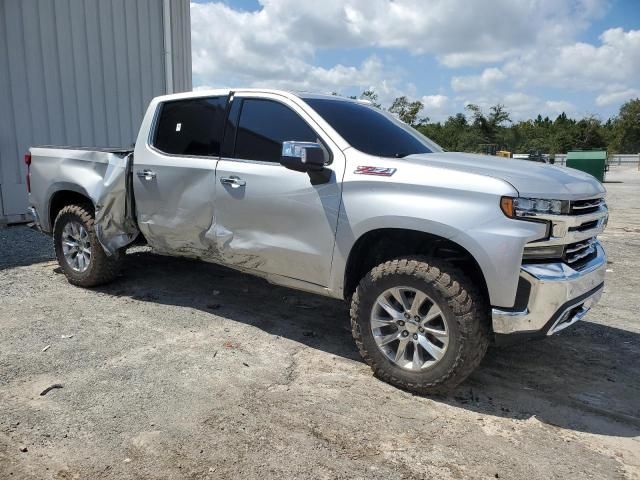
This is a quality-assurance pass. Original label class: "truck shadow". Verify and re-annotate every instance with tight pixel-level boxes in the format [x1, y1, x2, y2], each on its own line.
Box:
[97, 249, 640, 439]
[0, 225, 55, 270]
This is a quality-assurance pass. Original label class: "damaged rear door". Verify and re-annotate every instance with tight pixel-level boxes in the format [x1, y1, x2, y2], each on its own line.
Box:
[132, 96, 227, 258]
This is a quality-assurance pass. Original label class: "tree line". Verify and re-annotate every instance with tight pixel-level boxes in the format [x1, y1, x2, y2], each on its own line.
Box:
[340, 91, 640, 155]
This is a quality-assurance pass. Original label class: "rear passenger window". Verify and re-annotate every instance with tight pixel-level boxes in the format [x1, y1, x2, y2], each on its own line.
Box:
[234, 99, 318, 162]
[153, 97, 226, 156]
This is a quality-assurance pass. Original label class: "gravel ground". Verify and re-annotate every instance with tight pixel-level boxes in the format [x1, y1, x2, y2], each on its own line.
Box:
[1, 165, 639, 480]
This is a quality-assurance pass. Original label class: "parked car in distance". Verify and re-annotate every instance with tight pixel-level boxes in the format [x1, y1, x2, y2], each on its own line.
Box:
[26, 89, 608, 394]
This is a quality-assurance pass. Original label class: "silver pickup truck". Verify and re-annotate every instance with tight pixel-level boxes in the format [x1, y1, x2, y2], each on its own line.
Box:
[27, 89, 608, 394]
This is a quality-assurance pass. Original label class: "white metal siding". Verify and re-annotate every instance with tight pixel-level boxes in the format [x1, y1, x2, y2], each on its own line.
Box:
[170, 0, 192, 93]
[0, 0, 191, 219]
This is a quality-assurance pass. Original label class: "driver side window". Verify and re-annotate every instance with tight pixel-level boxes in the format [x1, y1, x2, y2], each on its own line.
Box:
[232, 99, 318, 163]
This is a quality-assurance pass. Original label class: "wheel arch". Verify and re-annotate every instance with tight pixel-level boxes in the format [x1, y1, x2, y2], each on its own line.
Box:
[47, 184, 94, 231]
[342, 228, 490, 305]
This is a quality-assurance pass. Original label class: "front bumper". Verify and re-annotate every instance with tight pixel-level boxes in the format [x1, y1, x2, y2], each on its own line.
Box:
[492, 242, 606, 339]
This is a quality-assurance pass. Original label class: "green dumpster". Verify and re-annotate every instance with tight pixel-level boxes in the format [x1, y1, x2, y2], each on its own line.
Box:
[566, 150, 607, 182]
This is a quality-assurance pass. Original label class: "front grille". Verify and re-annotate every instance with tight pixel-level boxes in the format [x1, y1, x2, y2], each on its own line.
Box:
[570, 198, 604, 215]
[569, 220, 598, 232]
[521, 197, 606, 268]
[563, 238, 597, 267]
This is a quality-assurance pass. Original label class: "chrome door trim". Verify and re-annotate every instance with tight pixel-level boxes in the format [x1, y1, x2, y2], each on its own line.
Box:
[136, 169, 157, 180]
[219, 176, 246, 188]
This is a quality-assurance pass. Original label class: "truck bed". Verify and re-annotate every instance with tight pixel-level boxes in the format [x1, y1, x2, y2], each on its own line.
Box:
[28, 146, 139, 253]
[34, 145, 133, 154]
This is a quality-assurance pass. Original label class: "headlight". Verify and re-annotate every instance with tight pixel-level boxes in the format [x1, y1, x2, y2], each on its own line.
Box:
[500, 196, 569, 218]
[522, 245, 565, 260]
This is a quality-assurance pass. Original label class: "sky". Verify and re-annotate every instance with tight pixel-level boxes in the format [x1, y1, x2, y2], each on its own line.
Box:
[190, 0, 640, 122]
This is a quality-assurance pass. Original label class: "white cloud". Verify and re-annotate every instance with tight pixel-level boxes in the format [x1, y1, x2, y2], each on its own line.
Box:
[596, 87, 640, 106]
[451, 68, 506, 92]
[544, 100, 577, 114]
[420, 94, 450, 121]
[190, 0, 635, 118]
[447, 26, 639, 116]
[191, 2, 396, 94]
[191, 0, 610, 91]
[339, 0, 607, 63]
[422, 94, 449, 109]
[439, 52, 514, 69]
[449, 28, 640, 96]
[503, 28, 640, 90]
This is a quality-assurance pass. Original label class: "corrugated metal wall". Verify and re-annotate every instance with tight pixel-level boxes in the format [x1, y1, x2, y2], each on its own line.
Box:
[170, 0, 192, 93]
[0, 0, 192, 220]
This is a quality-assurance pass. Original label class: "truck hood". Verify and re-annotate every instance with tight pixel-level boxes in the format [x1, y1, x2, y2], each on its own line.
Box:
[404, 152, 605, 200]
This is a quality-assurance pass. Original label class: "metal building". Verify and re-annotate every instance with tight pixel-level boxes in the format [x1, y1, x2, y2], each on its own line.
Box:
[0, 0, 192, 223]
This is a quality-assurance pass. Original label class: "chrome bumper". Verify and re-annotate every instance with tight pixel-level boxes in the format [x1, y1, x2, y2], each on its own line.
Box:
[492, 242, 606, 335]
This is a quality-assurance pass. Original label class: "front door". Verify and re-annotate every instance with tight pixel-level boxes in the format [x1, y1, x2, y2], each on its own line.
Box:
[213, 94, 344, 286]
[133, 96, 226, 258]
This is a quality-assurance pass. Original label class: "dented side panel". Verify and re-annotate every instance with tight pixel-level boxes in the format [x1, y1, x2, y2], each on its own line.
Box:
[28, 147, 139, 254]
[129, 91, 347, 288]
[210, 91, 346, 287]
[132, 146, 219, 260]
[130, 93, 229, 262]
[213, 158, 343, 286]
[93, 152, 139, 253]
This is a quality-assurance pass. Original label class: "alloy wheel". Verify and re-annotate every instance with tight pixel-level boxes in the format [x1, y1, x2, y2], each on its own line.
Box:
[370, 286, 449, 370]
[61, 220, 91, 273]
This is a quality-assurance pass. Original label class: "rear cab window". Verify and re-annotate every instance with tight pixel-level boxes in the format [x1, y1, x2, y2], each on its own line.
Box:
[153, 96, 227, 157]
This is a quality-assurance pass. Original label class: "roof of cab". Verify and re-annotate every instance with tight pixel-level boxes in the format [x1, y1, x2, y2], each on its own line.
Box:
[152, 88, 360, 104]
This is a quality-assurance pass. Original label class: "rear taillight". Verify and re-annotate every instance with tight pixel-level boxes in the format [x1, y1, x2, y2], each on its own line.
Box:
[25, 152, 31, 193]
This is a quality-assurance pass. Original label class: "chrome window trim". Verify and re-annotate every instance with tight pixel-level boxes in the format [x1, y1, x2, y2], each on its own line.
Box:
[218, 156, 291, 167]
[146, 143, 220, 162]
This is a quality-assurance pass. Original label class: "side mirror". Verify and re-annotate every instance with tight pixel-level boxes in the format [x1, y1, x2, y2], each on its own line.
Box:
[280, 141, 326, 172]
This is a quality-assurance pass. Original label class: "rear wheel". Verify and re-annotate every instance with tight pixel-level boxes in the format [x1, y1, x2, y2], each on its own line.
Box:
[350, 256, 489, 394]
[53, 204, 123, 287]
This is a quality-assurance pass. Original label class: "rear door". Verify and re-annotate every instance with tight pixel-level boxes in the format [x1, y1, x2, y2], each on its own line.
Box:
[133, 96, 227, 257]
[213, 93, 345, 286]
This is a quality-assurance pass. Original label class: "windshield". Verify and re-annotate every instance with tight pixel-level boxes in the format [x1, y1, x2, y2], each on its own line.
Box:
[301, 97, 442, 158]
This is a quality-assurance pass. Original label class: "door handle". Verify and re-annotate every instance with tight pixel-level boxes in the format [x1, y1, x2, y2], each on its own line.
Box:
[220, 176, 246, 188]
[136, 169, 156, 180]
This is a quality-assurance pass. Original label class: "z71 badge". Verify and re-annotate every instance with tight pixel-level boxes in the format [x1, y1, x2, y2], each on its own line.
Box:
[354, 166, 397, 177]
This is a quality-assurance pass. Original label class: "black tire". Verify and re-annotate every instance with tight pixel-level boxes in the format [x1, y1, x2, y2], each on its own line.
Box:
[53, 204, 123, 287]
[350, 256, 489, 394]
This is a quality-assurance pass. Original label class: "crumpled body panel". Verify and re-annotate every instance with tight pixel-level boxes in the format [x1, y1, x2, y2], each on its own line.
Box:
[29, 147, 139, 255]
[93, 153, 139, 254]
[131, 153, 220, 261]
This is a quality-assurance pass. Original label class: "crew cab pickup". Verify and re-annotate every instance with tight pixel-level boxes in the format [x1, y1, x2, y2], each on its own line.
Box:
[27, 89, 608, 393]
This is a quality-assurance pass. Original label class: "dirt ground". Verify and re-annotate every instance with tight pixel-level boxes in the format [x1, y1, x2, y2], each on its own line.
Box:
[1, 165, 639, 480]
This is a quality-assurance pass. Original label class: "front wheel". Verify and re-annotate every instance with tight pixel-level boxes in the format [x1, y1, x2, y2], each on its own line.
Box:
[350, 257, 489, 394]
[53, 204, 123, 287]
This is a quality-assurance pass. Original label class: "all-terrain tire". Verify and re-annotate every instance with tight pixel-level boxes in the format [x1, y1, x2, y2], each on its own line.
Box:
[53, 204, 123, 287]
[350, 256, 490, 394]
